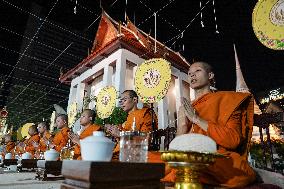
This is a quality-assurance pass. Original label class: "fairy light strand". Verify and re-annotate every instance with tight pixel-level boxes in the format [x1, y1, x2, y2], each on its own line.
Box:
[1, 0, 59, 89]
[137, 0, 176, 27]
[165, 0, 212, 45]
[2, 0, 92, 42]
[7, 42, 73, 105]
[212, 0, 219, 33]
[200, 0, 205, 27]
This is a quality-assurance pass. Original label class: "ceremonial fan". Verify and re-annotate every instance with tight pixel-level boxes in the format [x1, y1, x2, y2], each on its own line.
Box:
[134, 58, 171, 149]
[252, 0, 284, 50]
[96, 86, 117, 124]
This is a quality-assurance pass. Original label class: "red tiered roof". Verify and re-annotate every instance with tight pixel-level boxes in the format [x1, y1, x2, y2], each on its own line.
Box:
[59, 11, 190, 84]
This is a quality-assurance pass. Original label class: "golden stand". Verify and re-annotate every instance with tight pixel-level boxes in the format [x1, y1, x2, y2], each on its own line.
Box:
[161, 151, 224, 189]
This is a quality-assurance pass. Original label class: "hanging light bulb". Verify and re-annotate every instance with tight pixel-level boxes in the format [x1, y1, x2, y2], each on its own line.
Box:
[200, 0, 204, 28]
[212, 0, 219, 33]
[74, 0, 78, 14]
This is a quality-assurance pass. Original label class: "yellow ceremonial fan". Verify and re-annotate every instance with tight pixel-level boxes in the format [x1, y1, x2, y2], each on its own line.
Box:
[135, 58, 171, 103]
[96, 86, 117, 119]
[68, 102, 77, 127]
[252, 0, 284, 50]
[21, 123, 34, 139]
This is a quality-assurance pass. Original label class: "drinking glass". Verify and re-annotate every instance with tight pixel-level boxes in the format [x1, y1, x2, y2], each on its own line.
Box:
[119, 131, 148, 163]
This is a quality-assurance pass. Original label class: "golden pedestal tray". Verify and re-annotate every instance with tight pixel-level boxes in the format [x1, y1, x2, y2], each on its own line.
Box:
[161, 151, 224, 189]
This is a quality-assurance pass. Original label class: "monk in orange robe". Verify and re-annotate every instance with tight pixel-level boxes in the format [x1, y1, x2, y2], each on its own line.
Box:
[37, 121, 52, 152]
[50, 114, 70, 152]
[69, 109, 101, 159]
[1, 134, 15, 158]
[149, 61, 256, 188]
[24, 125, 40, 157]
[106, 90, 157, 134]
[105, 90, 158, 153]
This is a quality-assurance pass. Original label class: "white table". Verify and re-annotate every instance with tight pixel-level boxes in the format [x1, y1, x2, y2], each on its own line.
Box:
[0, 168, 62, 189]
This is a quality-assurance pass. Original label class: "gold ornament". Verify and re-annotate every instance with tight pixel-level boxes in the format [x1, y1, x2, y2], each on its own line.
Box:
[96, 86, 117, 119]
[161, 151, 225, 189]
[135, 58, 171, 103]
[252, 0, 284, 50]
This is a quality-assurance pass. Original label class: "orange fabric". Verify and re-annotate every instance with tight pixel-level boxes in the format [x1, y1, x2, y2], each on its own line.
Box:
[112, 107, 158, 154]
[52, 127, 70, 152]
[74, 124, 101, 159]
[1, 141, 15, 159]
[123, 107, 158, 132]
[25, 134, 40, 156]
[148, 91, 256, 188]
[39, 131, 52, 152]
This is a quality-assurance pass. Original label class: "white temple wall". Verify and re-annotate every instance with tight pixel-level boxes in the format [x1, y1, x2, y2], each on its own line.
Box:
[67, 48, 191, 132]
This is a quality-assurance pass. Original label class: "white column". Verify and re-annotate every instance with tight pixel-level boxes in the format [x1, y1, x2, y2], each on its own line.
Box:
[114, 50, 126, 94]
[175, 76, 183, 127]
[175, 75, 183, 109]
[103, 65, 113, 87]
[67, 85, 77, 112]
[158, 96, 168, 130]
[76, 82, 86, 113]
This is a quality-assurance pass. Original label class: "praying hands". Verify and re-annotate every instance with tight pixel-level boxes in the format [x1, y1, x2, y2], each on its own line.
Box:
[181, 97, 208, 132]
[105, 124, 120, 137]
[68, 132, 80, 145]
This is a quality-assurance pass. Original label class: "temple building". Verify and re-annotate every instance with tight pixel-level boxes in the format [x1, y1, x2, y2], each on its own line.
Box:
[59, 12, 191, 131]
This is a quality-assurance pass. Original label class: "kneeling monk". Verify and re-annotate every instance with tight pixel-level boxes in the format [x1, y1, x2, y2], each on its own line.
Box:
[149, 61, 256, 188]
[69, 109, 101, 159]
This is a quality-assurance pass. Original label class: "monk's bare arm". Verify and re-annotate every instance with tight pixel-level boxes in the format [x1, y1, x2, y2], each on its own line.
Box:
[177, 106, 189, 135]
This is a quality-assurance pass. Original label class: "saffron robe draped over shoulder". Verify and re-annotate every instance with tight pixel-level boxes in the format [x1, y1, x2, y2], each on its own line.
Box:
[73, 124, 101, 159]
[123, 107, 158, 132]
[1, 141, 15, 158]
[149, 91, 256, 188]
[39, 131, 52, 152]
[25, 134, 40, 156]
[52, 127, 70, 152]
[112, 107, 158, 154]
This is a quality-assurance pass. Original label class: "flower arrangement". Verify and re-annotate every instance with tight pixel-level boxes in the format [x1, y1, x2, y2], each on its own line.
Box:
[94, 106, 127, 126]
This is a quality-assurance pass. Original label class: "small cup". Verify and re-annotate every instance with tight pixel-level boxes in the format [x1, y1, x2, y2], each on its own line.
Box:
[22, 152, 32, 159]
[119, 131, 149, 163]
[5, 153, 12, 159]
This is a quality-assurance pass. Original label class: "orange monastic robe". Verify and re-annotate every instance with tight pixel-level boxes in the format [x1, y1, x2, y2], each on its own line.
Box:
[39, 131, 52, 152]
[52, 127, 70, 152]
[149, 91, 256, 188]
[25, 134, 40, 156]
[1, 141, 15, 158]
[123, 107, 158, 132]
[73, 124, 101, 159]
[113, 107, 158, 153]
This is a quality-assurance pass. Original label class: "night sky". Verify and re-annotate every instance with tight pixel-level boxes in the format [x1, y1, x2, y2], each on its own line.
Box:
[0, 0, 284, 118]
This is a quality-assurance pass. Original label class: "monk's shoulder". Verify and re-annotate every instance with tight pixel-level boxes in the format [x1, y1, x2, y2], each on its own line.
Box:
[61, 127, 70, 135]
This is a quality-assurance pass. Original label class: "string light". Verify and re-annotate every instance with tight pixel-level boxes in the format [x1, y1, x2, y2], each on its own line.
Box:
[165, 0, 212, 45]
[200, 0, 205, 27]
[138, 0, 181, 33]
[7, 42, 73, 105]
[21, 97, 68, 124]
[74, 0, 78, 14]
[137, 0, 176, 27]
[1, 0, 59, 89]
[212, 0, 219, 34]
[0, 44, 63, 69]
[0, 26, 83, 60]
[2, 0, 92, 42]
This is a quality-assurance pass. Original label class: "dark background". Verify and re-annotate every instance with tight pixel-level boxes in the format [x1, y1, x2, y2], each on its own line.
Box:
[0, 0, 283, 127]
